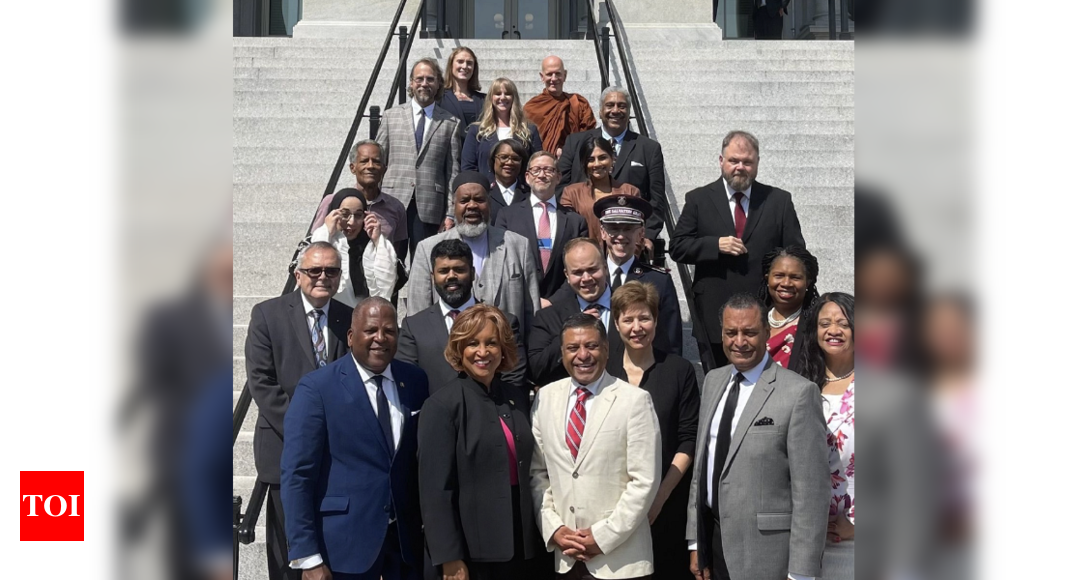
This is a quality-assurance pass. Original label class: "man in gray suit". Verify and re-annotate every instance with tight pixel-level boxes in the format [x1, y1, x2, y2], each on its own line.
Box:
[408, 171, 540, 338]
[687, 293, 828, 580]
[377, 57, 463, 257]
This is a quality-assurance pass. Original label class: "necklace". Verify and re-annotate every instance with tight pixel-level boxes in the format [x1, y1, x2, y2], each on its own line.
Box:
[768, 307, 801, 329]
[826, 368, 854, 382]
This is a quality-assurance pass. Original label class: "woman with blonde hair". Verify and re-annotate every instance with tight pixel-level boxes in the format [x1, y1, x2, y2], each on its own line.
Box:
[439, 46, 485, 128]
[418, 304, 543, 580]
[462, 77, 543, 179]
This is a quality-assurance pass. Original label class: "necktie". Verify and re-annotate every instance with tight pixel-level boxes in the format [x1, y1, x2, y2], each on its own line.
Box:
[537, 201, 552, 271]
[566, 388, 591, 460]
[733, 192, 747, 239]
[447, 309, 460, 320]
[583, 303, 604, 319]
[310, 309, 327, 367]
[711, 372, 744, 518]
[415, 108, 426, 151]
[372, 375, 395, 454]
[611, 268, 623, 291]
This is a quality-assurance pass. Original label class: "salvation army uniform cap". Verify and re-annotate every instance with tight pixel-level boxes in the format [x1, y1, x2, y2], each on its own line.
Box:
[594, 194, 652, 225]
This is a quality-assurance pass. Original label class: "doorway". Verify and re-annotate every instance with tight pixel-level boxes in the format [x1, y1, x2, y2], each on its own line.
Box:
[467, 0, 556, 38]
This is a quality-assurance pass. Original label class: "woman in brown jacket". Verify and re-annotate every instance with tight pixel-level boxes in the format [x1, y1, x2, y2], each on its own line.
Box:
[559, 135, 641, 238]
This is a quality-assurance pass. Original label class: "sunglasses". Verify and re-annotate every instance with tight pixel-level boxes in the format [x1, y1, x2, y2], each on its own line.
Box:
[298, 267, 342, 278]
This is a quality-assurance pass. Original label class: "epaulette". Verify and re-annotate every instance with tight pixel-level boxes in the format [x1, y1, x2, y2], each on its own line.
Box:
[633, 261, 667, 275]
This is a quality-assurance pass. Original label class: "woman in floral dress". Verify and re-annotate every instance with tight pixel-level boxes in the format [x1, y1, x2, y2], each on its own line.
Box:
[796, 292, 855, 580]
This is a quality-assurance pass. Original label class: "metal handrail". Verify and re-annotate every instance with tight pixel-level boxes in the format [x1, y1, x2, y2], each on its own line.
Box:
[385, 2, 426, 110]
[600, 0, 699, 325]
[585, 0, 610, 91]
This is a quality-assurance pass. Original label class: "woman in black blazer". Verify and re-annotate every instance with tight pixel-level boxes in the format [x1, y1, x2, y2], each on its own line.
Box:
[438, 46, 485, 128]
[418, 304, 542, 580]
[605, 281, 700, 580]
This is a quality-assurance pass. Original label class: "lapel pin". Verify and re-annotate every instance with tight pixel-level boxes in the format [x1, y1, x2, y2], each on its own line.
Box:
[509, 400, 515, 406]
[399, 382, 405, 389]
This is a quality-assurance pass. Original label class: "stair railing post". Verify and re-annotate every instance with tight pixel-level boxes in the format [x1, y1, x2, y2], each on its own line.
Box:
[398, 26, 409, 105]
[370, 106, 382, 141]
[600, 26, 611, 87]
[828, 0, 837, 39]
[840, 0, 850, 38]
[233, 495, 242, 579]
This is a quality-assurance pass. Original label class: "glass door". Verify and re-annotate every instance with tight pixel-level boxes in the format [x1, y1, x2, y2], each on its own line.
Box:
[466, 0, 556, 39]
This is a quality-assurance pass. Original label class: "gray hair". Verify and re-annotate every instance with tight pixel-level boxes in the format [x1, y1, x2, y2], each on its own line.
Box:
[721, 130, 760, 158]
[349, 139, 384, 164]
[599, 86, 630, 110]
[296, 241, 341, 269]
[718, 292, 770, 330]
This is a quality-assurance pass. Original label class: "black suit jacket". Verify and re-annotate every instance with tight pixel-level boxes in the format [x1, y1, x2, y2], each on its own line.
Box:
[668, 178, 804, 343]
[488, 180, 529, 225]
[438, 91, 486, 128]
[556, 127, 667, 240]
[245, 292, 353, 484]
[545, 262, 682, 355]
[494, 199, 589, 299]
[418, 375, 540, 565]
[398, 303, 529, 398]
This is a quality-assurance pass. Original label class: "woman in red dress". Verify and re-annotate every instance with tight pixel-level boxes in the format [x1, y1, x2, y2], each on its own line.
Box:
[757, 245, 820, 369]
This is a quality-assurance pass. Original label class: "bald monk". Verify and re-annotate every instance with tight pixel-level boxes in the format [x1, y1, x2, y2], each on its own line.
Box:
[523, 56, 597, 157]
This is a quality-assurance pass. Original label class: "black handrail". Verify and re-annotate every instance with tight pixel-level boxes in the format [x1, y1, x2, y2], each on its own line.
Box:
[600, 0, 700, 328]
[585, 0, 610, 91]
[385, 3, 426, 110]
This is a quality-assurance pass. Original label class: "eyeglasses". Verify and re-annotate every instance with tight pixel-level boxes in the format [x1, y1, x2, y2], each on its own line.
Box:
[527, 166, 558, 176]
[298, 267, 342, 278]
[338, 210, 365, 221]
[495, 155, 522, 164]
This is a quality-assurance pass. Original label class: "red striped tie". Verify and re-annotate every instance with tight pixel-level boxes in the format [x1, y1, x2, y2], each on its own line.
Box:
[566, 388, 591, 460]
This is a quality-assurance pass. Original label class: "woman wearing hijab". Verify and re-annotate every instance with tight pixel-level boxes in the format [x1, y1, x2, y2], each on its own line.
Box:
[310, 188, 397, 306]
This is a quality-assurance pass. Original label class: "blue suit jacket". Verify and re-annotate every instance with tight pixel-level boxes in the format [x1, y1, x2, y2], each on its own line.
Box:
[281, 356, 430, 574]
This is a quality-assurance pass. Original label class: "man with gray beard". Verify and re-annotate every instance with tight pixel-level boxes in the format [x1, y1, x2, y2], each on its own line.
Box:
[408, 171, 541, 338]
[668, 130, 806, 372]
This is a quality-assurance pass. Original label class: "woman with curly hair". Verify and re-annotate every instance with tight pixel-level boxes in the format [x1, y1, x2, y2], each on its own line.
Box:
[756, 245, 820, 369]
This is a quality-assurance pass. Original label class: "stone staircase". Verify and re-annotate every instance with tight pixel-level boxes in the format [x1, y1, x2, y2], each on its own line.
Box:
[233, 33, 853, 579]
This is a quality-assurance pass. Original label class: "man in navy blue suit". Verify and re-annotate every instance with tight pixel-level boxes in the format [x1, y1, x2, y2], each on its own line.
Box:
[282, 297, 430, 580]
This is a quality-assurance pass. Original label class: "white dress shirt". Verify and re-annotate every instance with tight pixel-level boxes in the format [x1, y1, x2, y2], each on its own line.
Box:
[291, 357, 405, 571]
[577, 290, 613, 331]
[564, 371, 608, 427]
[461, 230, 489, 278]
[688, 354, 811, 580]
[530, 193, 558, 252]
[411, 100, 435, 129]
[439, 294, 477, 333]
[299, 292, 330, 352]
[606, 255, 636, 288]
[723, 177, 752, 227]
[497, 180, 518, 206]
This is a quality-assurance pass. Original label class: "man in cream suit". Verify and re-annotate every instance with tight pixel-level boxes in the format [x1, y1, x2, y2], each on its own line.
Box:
[686, 293, 829, 580]
[377, 57, 463, 257]
[531, 313, 661, 579]
[408, 171, 540, 338]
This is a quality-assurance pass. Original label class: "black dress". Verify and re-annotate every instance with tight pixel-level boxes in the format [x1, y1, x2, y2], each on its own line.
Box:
[417, 374, 549, 580]
[607, 346, 700, 580]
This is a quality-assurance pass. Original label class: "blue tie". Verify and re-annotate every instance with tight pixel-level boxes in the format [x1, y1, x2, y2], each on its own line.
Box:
[373, 375, 395, 454]
[414, 109, 426, 151]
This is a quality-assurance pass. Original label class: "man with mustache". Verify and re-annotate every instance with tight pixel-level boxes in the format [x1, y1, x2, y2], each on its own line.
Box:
[311, 140, 410, 259]
[530, 313, 661, 580]
[281, 297, 430, 580]
[669, 130, 806, 371]
[408, 171, 541, 338]
[377, 58, 464, 259]
[686, 292, 828, 580]
[556, 87, 667, 247]
[398, 239, 528, 401]
[245, 241, 354, 580]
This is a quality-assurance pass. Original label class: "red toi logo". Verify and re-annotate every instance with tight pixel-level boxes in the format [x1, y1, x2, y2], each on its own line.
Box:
[20, 471, 84, 541]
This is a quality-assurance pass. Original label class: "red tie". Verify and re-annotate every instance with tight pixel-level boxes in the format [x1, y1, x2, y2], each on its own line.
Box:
[566, 388, 591, 460]
[537, 201, 552, 271]
[733, 191, 747, 239]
